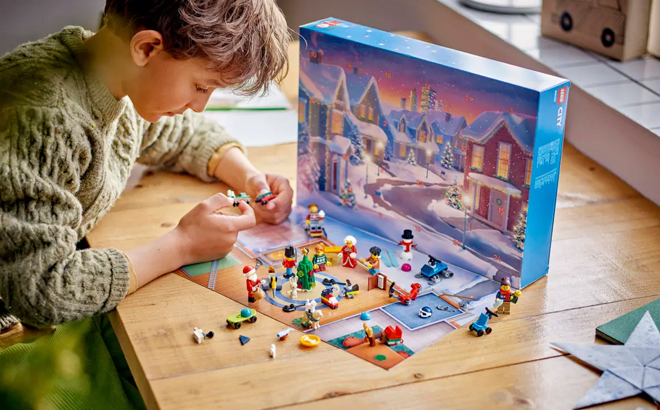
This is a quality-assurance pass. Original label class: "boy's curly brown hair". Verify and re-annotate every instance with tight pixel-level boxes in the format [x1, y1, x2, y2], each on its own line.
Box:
[103, 0, 290, 96]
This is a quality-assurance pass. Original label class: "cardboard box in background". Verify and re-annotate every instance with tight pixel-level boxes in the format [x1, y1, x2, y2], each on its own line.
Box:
[541, 0, 652, 61]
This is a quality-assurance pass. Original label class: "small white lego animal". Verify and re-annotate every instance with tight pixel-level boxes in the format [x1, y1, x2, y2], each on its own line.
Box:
[288, 275, 298, 298]
[311, 310, 323, 330]
[270, 344, 276, 359]
[305, 299, 317, 314]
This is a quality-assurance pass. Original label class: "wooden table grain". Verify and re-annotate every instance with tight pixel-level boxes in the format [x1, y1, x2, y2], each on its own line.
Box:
[86, 37, 660, 410]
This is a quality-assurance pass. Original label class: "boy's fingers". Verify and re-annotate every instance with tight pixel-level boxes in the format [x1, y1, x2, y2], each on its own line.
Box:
[202, 193, 233, 212]
[230, 202, 257, 231]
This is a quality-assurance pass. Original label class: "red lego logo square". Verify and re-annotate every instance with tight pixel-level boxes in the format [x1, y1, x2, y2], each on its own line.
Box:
[557, 86, 567, 105]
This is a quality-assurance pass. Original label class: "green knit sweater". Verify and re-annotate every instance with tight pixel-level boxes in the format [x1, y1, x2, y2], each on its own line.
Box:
[0, 27, 240, 329]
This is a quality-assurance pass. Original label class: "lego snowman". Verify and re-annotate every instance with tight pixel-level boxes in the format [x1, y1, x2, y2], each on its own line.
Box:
[397, 229, 417, 261]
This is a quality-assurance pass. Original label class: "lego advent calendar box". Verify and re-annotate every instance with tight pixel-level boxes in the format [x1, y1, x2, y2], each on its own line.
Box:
[296, 18, 570, 289]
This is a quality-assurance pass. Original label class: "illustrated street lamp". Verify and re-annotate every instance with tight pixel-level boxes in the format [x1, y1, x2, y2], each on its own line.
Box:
[364, 154, 371, 198]
[462, 195, 471, 250]
[377, 142, 384, 176]
[426, 149, 432, 178]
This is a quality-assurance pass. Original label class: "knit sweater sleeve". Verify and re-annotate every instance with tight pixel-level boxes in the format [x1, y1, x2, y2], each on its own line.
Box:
[137, 110, 245, 182]
[0, 106, 131, 327]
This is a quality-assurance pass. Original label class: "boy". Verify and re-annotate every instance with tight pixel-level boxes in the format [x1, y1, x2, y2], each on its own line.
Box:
[0, 0, 292, 407]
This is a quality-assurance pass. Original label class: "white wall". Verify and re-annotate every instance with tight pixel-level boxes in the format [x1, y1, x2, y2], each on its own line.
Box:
[0, 0, 105, 55]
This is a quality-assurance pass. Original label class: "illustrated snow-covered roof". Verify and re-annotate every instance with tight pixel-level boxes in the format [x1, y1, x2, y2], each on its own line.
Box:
[347, 112, 388, 142]
[345, 73, 375, 106]
[415, 137, 441, 153]
[425, 110, 467, 137]
[328, 135, 353, 155]
[388, 110, 406, 124]
[406, 112, 426, 130]
[380, 100, 401, 116]
[299, 58, 349, 106]
[462, 112, 536, 153]
[467, 172, 522, 196]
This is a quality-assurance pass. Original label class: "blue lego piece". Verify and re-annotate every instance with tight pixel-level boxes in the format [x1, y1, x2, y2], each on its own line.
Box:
[468, 308, 499, 337]
[360, 311, 371, 321]
[239, 335, 250, 345]
[416, 255, 453, 285]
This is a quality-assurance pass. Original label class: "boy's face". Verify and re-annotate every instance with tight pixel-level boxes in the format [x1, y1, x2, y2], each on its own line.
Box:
[126, 54, 225, 123]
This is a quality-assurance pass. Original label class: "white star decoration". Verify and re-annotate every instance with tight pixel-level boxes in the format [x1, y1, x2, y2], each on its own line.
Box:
[552, 312, 660, 409]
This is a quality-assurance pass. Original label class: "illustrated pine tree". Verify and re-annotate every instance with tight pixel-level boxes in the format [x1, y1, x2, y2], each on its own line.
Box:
[345, 119, 365, 166]
[406, 147, 416, 166]
[441, 143, 454, 169]
[384, 142, 393, 161]
[340, 180, 357, 208]
[445, 182, 464, 210]
[512, 207, 527, 251]
[298, 121, 321, 191]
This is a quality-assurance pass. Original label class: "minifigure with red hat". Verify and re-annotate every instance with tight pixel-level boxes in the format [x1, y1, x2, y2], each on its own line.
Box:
[243, 265, 263, 303]
[493, 276, 522, 314]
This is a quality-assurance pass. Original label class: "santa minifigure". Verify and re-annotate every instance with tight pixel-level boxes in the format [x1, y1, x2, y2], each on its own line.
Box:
[243, 265, 261, 303]
[398, 229, 417, 261]
[341, 235, 358, 268]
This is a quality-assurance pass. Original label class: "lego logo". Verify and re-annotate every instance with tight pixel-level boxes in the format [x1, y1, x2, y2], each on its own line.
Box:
[317, 20, 340, 29]
[557, 87, 567, 105]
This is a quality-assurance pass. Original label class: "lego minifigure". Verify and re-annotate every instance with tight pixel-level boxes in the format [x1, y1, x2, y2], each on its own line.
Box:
[282, 246, 296, 279]
[243, 265, 262, 303]
[340, 235, 358, 268]
[312, 244, 331, 272]
[397, 229, 418, 261]
[296, 248, 315, 291]
[306, 203, 326, 238]
[493, 277, 522, 314]
[268, 266, 277, 297]
[361, 246, 382, 275]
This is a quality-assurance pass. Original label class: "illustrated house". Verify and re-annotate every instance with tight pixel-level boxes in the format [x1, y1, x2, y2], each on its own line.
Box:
[424, 110, 467, 169]
[388, 110, 441, 165]
[344, 69, 392, 161]
[462, 112, 535, 232]
[299, 50, 353, 194]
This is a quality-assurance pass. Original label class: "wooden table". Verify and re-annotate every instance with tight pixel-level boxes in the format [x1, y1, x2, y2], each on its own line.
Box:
[85, 38, 660, 410]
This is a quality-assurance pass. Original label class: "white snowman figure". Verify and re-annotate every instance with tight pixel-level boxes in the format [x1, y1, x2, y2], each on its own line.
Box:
[397, 229, 417, 261]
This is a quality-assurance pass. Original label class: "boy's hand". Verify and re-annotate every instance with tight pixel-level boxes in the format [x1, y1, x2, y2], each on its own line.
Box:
[245, 173, 293, 225]
[175, 193, 256, 265]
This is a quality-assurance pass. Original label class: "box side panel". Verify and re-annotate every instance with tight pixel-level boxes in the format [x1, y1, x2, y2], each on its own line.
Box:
[521, 82, 570, 288]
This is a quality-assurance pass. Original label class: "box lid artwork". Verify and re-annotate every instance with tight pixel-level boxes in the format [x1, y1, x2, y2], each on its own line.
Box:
[297, 18, 570, 289]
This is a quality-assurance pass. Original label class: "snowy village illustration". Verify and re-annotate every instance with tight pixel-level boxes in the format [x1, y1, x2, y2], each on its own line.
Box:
[175, 20, 569, 370]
